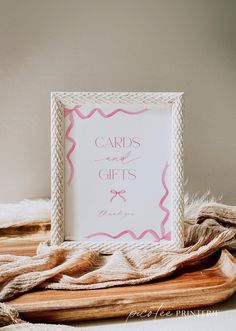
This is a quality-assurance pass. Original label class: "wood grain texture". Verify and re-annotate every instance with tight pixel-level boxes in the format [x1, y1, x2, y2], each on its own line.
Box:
[0, 221, 50, 256]
[0, 238, 47, 256]
[7, 249, 236, 323]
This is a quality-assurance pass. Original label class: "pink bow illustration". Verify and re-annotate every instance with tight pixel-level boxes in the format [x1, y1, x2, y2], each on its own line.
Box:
[110, 189, 126, 202]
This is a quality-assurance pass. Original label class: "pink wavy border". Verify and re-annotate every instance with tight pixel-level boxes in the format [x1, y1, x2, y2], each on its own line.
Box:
[86, 162, 171, 242]
[159, 162, 170, 239]
[64, 105, 148, 186]
[65, 105, 148, 119]
[64, 113, 76, 186]
[87, 229, 161, 241]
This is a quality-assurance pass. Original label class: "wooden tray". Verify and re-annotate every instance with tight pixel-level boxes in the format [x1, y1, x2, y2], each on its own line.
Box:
[7, 249, 236, 323]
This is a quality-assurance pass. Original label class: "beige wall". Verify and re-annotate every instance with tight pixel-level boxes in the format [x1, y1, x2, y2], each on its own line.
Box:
[0, 0, 235, 203]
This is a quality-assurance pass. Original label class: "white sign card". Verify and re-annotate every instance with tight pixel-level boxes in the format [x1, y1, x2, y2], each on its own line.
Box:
[51, 92, 184, 252]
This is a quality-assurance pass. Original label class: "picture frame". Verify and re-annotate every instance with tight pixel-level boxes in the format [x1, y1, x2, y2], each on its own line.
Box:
[51, 92, 184, 253]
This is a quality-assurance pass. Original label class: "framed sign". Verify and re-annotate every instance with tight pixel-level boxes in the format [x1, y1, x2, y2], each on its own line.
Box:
[51, 92, 184, 253]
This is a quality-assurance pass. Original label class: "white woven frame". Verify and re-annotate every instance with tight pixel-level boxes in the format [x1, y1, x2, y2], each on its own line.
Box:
[51, 92, 184, 253]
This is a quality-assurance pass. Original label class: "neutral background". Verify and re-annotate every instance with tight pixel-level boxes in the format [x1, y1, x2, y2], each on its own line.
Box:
[0, 0, 235, 204]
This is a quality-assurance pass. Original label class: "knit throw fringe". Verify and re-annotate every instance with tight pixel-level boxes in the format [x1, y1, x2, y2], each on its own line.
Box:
[0, 202, 236, 329]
